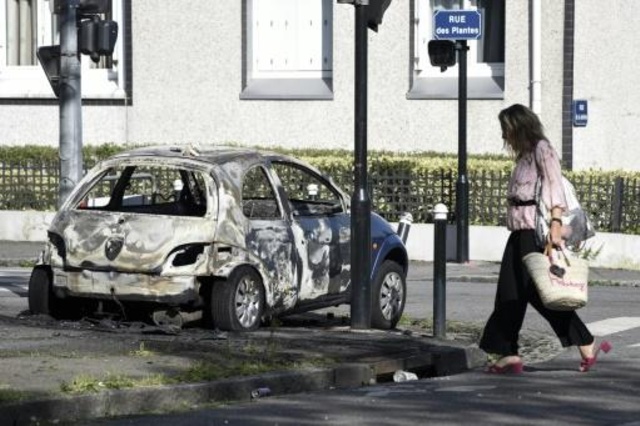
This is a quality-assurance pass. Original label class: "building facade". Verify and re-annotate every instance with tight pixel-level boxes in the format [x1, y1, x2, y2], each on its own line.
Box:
[0, 0, 637, 171]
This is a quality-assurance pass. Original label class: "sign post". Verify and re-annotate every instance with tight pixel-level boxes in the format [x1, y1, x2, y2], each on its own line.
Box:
[431, 9, 482, 264]
[337, 0, 392, 330]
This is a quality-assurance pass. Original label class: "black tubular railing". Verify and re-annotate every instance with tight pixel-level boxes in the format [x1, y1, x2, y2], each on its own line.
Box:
[1, 159, 639, 235]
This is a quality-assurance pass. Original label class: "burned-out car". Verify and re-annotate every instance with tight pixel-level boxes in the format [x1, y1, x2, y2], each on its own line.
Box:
[29, 146, 409, 331]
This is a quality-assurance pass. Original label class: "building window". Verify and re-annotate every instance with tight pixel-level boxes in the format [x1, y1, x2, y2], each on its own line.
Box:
[241, 0, 333, 100]
[0, 0, 127, 100]
[408, 0, 505, 99]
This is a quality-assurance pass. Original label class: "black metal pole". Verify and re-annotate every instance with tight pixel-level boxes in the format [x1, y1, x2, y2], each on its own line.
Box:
[433, 204, 447, 338]
[350, 3, 372, 330]
[456, 40, 469, 263]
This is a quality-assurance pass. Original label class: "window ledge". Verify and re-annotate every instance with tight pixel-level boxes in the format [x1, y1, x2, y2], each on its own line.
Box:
[240, 78, 333, 100]
[407, 76, 504, 100]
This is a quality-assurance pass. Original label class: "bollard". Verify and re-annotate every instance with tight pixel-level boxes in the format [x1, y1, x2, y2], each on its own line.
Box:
[433, 203, 448, 339]
[396, 212, 413, 244]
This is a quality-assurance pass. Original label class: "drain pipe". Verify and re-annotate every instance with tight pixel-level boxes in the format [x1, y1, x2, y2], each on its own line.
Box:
[530, 0, 542, 114]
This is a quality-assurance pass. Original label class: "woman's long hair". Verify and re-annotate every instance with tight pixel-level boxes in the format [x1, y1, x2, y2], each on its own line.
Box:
[498, 104, 548, 158]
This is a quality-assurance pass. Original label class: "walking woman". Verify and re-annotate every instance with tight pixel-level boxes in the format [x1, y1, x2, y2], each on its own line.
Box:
[479, 104, 610, 374]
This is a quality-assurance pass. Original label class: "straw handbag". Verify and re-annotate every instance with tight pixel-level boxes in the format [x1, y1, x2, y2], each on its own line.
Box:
[522, 244, 589, 311]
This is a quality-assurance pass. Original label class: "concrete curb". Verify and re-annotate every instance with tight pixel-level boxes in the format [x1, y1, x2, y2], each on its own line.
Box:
[0, 346, 486, 425]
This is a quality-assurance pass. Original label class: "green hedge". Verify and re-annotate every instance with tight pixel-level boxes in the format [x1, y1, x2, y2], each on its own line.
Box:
[1, 144, 639, 234]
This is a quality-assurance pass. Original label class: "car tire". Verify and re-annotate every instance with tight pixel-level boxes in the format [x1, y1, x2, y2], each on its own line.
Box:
[28, 266, 87, 320]
[371, 260, 406, 330]
[28, 266, 62, 318]
[211, 266, 265, 331]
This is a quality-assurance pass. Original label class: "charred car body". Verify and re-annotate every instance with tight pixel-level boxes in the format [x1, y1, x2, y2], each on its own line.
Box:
[29, 146, 409, 331]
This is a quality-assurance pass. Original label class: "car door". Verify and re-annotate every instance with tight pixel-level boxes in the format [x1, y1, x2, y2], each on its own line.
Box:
[270, 161, 351, 301]
[240, 165, 298, 309]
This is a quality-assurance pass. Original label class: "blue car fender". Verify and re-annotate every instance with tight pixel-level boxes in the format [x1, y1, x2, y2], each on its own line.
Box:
[369, 214, 409, 280]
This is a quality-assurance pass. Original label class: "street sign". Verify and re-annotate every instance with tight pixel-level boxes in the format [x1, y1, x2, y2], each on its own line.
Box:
[572, 99, 588, 127]
[433, 10, 483, 40]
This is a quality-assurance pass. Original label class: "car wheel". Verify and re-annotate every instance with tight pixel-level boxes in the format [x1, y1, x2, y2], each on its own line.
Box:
[28, 266, 63, 318]
[28, 266, 51, 315]
[371, 260, 406, 330]
[28, 266, 86, 320]
[211, 266, 265, 331]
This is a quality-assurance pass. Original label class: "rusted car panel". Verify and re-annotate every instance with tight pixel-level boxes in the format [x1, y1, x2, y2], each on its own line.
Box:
[53, 210, 215, 273]
[54, 270, 199, 304]
[30, 146, 409, 331]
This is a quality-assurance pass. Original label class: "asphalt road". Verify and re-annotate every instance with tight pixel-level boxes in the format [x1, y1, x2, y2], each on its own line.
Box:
[3, 266, 640, 425]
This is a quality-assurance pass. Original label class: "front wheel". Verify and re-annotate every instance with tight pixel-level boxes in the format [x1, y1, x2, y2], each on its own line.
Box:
[371, 261, 406, 330]
[209, 266, 265, 331]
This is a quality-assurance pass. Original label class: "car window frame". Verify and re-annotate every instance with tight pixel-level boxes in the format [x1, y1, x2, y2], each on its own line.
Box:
[267, 159, 347, 219]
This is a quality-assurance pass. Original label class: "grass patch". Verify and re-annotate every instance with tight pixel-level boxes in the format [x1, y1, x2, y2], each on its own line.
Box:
[0, 387, 31, 404]
[61, 373, 168, 394]
[58, 335, 336, 396]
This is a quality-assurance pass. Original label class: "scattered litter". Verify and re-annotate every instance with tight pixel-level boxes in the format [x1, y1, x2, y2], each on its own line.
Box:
[251, 387, 271, 399]
[393, 370, 418, 382]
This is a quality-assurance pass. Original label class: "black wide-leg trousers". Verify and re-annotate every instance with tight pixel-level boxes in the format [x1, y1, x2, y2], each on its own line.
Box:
[479, 230, 594, 357]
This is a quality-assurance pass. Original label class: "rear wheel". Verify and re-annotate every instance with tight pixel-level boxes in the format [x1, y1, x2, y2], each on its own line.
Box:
[28, 266, 51, 315]
[371, 260, 406, 330]
[28, 266, 86, 320]
[210, 266, 265, 331]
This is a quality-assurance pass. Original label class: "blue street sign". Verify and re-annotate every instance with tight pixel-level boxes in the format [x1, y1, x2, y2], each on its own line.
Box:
[433, 10, 483, 40]
[572, 100, 588, 127]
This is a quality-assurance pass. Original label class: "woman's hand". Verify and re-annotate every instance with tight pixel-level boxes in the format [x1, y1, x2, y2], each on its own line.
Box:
[549, 219, 563, 246]
[549, 207, 564, 247]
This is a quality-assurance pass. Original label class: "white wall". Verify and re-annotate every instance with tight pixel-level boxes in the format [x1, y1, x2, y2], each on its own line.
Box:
[572, 0, 640, 171]
[0, 1, 635, 171]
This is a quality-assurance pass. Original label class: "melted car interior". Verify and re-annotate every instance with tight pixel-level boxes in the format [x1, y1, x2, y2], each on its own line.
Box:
[76, 165, 207, 217]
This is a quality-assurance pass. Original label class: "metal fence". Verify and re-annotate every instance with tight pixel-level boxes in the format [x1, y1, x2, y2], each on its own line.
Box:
[2, 159, 639, 235]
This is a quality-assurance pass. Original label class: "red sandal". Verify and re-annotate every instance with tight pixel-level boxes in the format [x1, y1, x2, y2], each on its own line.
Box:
[579, 341, 612, 373]
[485, 361, 524, 375]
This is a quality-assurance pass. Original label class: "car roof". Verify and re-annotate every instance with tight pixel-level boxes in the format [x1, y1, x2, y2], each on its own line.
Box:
[110, 145, 284, 165]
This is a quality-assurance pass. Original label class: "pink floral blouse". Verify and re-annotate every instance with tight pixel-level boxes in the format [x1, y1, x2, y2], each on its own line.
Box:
[506, 140, 567, 231]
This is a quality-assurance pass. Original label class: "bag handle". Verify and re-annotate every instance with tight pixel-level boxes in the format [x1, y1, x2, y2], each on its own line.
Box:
[544, 242, 571, 267]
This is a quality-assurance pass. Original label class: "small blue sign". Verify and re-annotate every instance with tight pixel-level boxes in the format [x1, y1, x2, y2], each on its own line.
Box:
[433, 10, 483, 40]
[572, 100, 588, 127]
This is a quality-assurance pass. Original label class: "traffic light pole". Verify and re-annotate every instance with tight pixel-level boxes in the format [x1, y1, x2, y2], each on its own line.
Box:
[59, 0, 83, 207]
[350, 2, 372, 329]
[456, 40, 469, 263]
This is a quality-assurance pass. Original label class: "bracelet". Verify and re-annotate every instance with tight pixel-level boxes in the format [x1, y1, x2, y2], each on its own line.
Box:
[550, 218, 563, 226]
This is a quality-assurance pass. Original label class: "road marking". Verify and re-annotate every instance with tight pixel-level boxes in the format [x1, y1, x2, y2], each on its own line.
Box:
[0, 284, 28, 296]
[586, 317, 640, 336]
[630, 343, 640, 348]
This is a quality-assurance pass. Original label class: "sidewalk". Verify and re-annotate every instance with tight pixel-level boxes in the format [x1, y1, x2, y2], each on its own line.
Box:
[1, 240, 639, 425]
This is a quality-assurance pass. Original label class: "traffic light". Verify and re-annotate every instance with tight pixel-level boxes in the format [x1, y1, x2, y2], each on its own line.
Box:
[428, 40, 457, 71]
[79, 17, 118, 63]
[37, 0, 118, 97]
[37, 46, 61, 97]
[367, 0, 392, 32]
[337, 0, 392, 32]
[51, 0, 111, 15]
